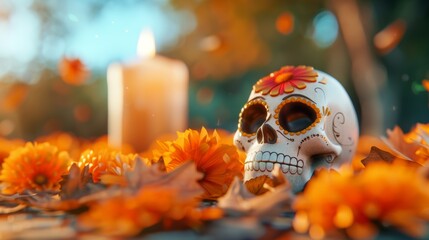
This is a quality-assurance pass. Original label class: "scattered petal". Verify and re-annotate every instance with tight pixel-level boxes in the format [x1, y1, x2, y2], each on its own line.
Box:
[58, 56, 90, 86]
[374, 19, 406, 55]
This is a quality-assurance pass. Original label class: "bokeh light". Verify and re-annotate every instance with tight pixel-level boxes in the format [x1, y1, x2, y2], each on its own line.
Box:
[373, 19, 406, 55]
[196, 87, 215, 105]
[312, 10, 338, 48]
[276, 12, 294, 35]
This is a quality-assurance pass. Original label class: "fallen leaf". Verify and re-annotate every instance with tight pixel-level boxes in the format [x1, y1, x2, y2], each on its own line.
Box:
[361, 146, 422, 169]
[0, 203, 26, 214]
[352, 135, 390, 171]
[244, 164, 289, 195]
[124, 157, 165, 190]
[218, 176, 291, 219]
[24, 164, 105, 211]
[245, 176, 273, 195]
[60, 164, 101, 200]
[382, 126, 421, 160]
[79, 159, 204, 208]
[122, 158, 203, 198]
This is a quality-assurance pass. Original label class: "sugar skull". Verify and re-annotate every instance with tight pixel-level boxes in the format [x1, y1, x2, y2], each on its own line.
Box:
[234, 66, 359, 193]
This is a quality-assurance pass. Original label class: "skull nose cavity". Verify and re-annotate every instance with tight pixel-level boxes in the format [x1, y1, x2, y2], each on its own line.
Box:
[257, 124, 277, 144]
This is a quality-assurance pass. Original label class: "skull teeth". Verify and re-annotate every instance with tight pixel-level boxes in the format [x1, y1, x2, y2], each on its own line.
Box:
[245, 151, 304, 175]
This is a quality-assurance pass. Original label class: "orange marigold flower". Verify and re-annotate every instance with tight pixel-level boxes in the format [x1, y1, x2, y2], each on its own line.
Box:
[356, 162, 429, 237]
[0, 142, 72, 194]
[140, 133, 177, 165]
[86, 135, 136, 154]
[0, 137, 24, 168]
[36, 132, 84, 160]
[58, 56, 90, 85]
[253, 65, 318, 96]
[160, 128, 243, 200]
[78, 186, 199, 237]
[78, 149, 138, 183]
[293, 162, 429, 239]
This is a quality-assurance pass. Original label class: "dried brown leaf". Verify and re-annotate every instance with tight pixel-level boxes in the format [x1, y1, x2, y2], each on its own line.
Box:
[150, 161, 204, 199]
[361, 146, 422, 169]
[124, 157, 165, 190]
[0, 203, 26, 214]
[23, 164, 105, 211]
[382, 126, 420, 160]
[60, 164, 102, 200]
[123, 158, 204, 198]
[218, 176, 291, 219]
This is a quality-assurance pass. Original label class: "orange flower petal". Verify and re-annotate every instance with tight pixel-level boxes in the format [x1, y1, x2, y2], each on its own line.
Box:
[58, 57, 90, 86]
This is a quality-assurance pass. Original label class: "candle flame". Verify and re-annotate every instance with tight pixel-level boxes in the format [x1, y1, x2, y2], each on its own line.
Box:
[137, 29, 156, 58]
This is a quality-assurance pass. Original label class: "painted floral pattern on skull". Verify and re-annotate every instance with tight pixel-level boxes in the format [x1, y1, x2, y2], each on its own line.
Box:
[253, 65, 318, 96]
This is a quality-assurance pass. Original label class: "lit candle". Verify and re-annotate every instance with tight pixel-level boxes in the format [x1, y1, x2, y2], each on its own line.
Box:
[107, 30, 188, 152]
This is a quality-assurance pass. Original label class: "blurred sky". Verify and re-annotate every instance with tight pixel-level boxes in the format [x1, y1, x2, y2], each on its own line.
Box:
[0, 0, 196, 78]
[0, 0, 341, 79]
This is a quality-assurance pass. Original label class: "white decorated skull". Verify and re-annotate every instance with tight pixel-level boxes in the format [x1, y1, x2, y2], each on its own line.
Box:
[234, 65, 359, 193]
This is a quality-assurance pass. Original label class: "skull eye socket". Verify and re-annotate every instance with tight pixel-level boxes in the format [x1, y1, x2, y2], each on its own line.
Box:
[278, 101, 317, 133]
[239, 102, 268, 135]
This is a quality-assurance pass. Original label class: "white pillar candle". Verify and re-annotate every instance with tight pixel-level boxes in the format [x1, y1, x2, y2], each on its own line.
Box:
[107, 30, 188, 152]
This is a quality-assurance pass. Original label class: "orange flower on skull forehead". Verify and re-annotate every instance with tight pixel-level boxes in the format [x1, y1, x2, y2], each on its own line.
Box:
[253, 65, 318, 96]
[293, 162, 429, 239]
[58, 56, 90, 86]
[78, 149, 138, 183]
[78, 186, 200, 237]
[0, 142, 72, 194]
[160, 128, 243, 200]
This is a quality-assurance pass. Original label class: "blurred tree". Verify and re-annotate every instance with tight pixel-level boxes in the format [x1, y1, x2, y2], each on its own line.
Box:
[0, 0, 428, 140]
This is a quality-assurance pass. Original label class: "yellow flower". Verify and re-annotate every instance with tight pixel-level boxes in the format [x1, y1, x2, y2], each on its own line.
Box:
[293, 162, 429, 239]
[0, 142, 72, 194]
[159, 128, 243, 200]
[79, 186, 199, 237]
[78, 149, 138, 183]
